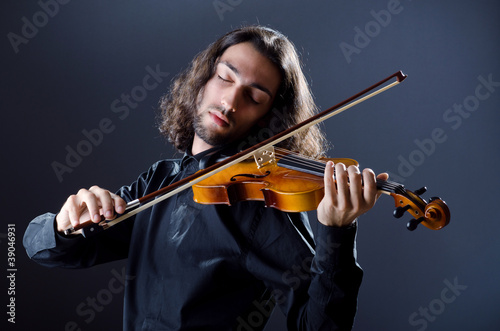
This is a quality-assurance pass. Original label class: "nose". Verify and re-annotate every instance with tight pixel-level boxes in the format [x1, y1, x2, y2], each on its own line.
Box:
[221, 87, 240, 113]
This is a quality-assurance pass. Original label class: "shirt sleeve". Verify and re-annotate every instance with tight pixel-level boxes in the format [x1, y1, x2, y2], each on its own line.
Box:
[22, 211, 133, 268]
[22, 160, 171, 269]
[302, 221, 363, 330]
[247, 209, 363, 331]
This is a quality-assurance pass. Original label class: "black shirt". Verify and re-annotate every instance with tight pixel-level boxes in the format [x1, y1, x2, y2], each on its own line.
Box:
[23, 152, 363, 330]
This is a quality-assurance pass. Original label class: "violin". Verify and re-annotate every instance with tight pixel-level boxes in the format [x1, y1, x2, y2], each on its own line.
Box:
[192, 147, 449, 231]
[64, 70, 450, 236]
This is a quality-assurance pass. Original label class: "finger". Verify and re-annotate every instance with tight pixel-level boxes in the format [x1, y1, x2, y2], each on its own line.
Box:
[374, 172, 389, 199]
[111, 194, 127, 215]
[89, 186, 115, 220]
[77, 188, 102, 223]
[65, 194, 88, 226]
[55, 210, 72, 232]
[57, 200, 75, 229]
[323, 161, 337, 205]
[335, 163, 350, 209]
[347, 165, 363, 209]
[377, 172, 389, 181]
[362, 168, 377, 206]
[64, 191, 96, 226]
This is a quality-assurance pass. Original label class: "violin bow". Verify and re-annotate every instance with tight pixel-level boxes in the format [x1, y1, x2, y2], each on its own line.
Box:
[65, 71, 407, 236]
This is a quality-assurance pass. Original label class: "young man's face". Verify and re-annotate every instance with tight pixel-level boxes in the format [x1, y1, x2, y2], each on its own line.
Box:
[193, 42, 282, 153]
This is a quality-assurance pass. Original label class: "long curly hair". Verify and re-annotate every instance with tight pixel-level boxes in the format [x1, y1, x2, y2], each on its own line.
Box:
[158, 25, 328, 158]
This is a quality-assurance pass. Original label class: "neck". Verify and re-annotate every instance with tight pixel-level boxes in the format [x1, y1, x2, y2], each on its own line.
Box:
[191, 134, 216, 155]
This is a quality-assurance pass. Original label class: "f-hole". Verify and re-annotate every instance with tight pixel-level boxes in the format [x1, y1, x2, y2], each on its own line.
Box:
[230, 171, 271, 181]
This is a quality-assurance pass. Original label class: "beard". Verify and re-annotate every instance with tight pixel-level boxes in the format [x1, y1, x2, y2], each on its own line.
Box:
[193, 106, 233, 147]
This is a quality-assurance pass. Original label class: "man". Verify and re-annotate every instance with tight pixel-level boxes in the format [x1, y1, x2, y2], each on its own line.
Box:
[24, 26, 387, 330]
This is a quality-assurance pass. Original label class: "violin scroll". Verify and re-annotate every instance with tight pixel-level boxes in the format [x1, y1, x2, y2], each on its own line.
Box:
[390, 188, 450, 231]
[421, 197, 451, 230]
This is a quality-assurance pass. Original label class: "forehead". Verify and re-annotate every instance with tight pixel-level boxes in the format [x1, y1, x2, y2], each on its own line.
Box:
[218, 42, 282, 96]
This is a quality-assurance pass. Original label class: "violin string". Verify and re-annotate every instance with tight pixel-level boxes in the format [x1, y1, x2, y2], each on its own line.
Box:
[272, 147, 405, 194]
[275, 152, 329, 176]
[274, 147, 327, 171]
[275, 148, 406, 192]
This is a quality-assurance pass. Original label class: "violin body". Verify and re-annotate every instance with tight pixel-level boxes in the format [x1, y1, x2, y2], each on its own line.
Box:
[193, 156, 358, 212]
[193, 152, 450, 232]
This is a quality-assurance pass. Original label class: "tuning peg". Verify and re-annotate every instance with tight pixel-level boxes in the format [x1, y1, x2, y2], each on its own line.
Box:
[414, 187, 427, 195]
[393, 205, 411, 218]
[407, 217, 424, 231]
[429, 196, 441, 202]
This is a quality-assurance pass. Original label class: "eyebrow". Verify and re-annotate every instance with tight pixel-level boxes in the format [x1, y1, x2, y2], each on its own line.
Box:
[219, 61, 274, 99]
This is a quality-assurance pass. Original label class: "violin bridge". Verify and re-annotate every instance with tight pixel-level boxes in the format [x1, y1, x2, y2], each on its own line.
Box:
[253, 146, 276, 168]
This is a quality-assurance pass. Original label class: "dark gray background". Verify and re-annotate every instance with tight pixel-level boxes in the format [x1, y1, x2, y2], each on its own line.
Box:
[1, 0, 499, 330]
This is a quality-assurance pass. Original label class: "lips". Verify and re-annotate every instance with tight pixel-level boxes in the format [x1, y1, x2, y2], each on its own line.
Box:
[209, 111, 229, 127]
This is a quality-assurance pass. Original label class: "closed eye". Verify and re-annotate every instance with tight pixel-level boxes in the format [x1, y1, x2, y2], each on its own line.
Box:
[247, 93, 260, 105]
[217, 75, 231, 83]
[217, 71, 263, 105]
